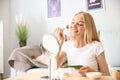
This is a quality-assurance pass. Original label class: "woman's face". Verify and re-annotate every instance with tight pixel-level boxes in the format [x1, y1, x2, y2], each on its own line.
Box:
[70, 14, 85, 37]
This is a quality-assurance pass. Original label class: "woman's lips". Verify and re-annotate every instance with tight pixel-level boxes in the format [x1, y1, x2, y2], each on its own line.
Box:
[71, 29, 78, 33]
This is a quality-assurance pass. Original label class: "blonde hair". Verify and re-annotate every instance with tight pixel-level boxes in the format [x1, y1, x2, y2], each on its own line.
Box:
[74, 11, 100, 43]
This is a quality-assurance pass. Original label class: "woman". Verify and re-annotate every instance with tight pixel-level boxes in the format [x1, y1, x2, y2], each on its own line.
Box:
[55, 11, 110, 76]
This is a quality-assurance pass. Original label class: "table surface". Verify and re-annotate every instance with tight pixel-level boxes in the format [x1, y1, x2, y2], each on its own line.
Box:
[4, 72, 113, 80]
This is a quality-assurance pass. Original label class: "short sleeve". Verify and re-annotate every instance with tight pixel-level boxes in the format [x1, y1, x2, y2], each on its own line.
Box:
[95, 42, 104, 56]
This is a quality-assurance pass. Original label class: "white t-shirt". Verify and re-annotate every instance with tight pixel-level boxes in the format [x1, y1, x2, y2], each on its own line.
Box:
[61, 40, 104, 71]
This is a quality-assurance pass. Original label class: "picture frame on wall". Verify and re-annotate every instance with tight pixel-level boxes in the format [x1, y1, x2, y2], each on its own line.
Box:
[86, 0, 105, 12]
[47, 0, 61, 18]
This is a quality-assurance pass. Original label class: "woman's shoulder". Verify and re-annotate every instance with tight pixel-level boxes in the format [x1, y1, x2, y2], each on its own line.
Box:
[91, 41, 102, 45]
[89, 41, 103, 48]
[91, 41, 104, 56]
[92, 41, 104, 50]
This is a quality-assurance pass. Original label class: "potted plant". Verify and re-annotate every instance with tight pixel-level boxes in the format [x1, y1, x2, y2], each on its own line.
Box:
[16, 15, 28, 47]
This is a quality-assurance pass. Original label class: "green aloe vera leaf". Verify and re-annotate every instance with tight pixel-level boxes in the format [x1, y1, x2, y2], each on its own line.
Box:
[67, 65, 83, 69]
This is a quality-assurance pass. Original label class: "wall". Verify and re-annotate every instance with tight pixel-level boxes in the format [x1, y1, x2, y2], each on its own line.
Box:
[10, 0, 44, 50]
[90, 0, 120, 31]
[100, 30, 120, 67]
[0, 0, 10, 78]
[1, 0, 120, 78]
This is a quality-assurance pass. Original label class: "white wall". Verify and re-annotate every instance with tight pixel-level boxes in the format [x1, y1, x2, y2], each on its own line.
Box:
[90, 0, 120, 31]
[0, 0, 10, 78]
[10, 0, 44, 50]
[1, 0, 120, 78]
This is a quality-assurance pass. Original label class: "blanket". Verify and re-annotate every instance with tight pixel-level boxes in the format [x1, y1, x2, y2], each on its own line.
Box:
[8, 45, 48, 71]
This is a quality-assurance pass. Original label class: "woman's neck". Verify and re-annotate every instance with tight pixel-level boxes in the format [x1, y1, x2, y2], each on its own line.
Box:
[72, 37, 86, 48]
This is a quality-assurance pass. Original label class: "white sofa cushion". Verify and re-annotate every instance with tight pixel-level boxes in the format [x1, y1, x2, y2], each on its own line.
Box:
[27, 68, 49, 73]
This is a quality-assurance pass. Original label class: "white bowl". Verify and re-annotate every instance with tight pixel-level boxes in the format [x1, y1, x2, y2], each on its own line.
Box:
[85, 72, 102, 78]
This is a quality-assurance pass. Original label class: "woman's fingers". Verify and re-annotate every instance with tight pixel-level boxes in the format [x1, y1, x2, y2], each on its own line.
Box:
[78, 66, 96, 76]
[78, 66, 89, 76]
[54, 27, 64, 46]
[55, 28, 63, 36]
[55, 27, 63, 32]
[80, 66, 88, 70]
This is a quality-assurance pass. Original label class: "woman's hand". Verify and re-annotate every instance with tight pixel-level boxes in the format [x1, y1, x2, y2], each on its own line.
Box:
[54, 27, 64, 46]
[77, 66, 96, 76]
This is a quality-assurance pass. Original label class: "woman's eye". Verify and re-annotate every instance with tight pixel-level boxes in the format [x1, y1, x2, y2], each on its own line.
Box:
[79, 24, 83, 26]
[77, 23, 83, 26]
[71, 22, 74, 24]
[70, 22, 84, 26]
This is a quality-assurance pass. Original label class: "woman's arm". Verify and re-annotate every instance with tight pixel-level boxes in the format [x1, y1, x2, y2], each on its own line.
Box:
[56, 51, 66, 68]
[97, 52, 110, 76]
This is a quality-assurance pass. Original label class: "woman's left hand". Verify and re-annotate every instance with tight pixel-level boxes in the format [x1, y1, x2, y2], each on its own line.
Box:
[77, 66, 96, 76]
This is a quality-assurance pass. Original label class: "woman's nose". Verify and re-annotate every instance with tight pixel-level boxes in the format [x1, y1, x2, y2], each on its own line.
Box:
[70, 24, 77, 28]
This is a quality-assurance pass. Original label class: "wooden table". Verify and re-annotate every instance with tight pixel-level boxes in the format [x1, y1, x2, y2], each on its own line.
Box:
[63, 73, 112, 80]
[4, 72, 49, 80]
[4, 72, 113, 80]
[111, 70, 120, 80]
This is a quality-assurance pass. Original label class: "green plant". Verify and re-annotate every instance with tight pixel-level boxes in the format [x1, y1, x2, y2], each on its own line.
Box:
[16, 23, 28, 47]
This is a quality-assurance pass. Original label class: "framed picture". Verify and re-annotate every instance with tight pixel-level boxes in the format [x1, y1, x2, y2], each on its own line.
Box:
[86, 0, 105, 12]
[47, 0, 61, 18]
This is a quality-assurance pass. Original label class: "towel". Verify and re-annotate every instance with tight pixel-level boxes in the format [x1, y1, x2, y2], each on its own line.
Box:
[8, 45, 48, 71]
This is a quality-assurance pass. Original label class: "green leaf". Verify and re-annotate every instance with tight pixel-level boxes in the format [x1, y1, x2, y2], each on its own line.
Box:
[67, 65, 83, 69]
[16, 23, 28, 42]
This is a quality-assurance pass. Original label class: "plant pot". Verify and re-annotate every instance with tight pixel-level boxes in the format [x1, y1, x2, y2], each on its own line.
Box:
[19, 41, 27, 47]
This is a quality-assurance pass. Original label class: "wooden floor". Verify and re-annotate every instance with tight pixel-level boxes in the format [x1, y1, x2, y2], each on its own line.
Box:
[0, 73, 3, 80]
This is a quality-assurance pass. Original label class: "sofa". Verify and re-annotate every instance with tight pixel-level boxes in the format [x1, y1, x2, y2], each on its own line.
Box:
[9, 34, 67, 77]
[9, 44, 48, 77]
[9, 30, 120, 79]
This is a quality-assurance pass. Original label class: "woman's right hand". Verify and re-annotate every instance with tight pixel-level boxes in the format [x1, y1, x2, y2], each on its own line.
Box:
[77, 66, 96, 76]
[54, 27, 64, 46]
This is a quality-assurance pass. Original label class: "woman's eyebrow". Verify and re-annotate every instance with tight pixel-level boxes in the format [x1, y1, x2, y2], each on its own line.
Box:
[72, 19, 84, 22]
[78, 21, 84, 23]
[71, 19, 84, 23]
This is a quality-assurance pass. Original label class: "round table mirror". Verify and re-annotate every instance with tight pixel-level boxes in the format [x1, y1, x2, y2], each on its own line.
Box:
[42, 34, 60, 56]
